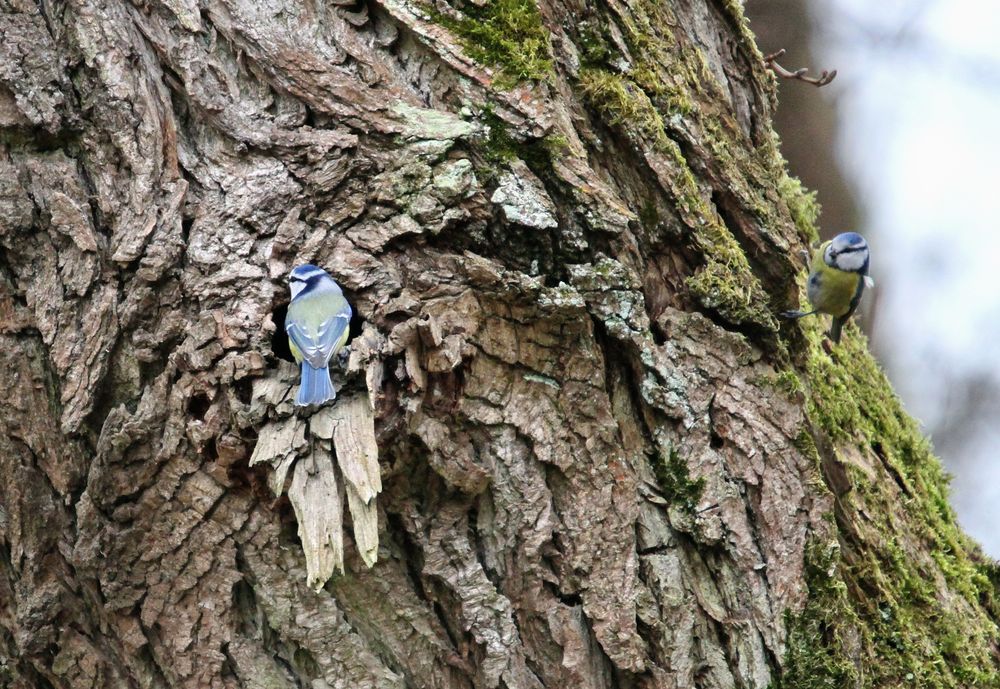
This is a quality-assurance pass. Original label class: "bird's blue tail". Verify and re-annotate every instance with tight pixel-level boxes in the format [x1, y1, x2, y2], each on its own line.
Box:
[296, 363, 335, 406]
[829, 317, 845, 344]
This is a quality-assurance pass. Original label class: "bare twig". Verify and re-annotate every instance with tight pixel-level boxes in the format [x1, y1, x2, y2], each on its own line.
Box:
[764, 49, 837, 87]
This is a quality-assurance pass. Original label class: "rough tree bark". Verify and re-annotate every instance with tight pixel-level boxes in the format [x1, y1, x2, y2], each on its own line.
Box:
[1, 1, 997, 688]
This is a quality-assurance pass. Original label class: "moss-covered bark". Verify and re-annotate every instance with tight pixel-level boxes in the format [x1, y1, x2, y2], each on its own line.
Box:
[0, 0, 996, 687]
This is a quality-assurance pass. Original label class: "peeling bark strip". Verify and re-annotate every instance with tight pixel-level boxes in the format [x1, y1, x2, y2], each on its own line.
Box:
[250, 378, 381, 587]
[0, 1, 997, 689]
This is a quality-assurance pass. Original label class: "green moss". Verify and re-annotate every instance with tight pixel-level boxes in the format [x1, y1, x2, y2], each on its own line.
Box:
[781, 528, 1000, 688]
[579, 68, 671, 148]
[759, 368, 804, 396]
[519, 132, 568, 176]
[975, 559, 1000, 616]
[791, 427, 819, 461]
[782, 314, 1000, 687]
[569, 2, 792, 334]
[579, 67, 776, 330]
[639, 198, 660, 230]
[779, 174, 821, 244]
[570, 1, 1000, 683]
[476, 108, 567, 180]
[803, 326, 927, 460]
[652, 446, 705, 517]
[479, 108, 518, 164]
[780, 540, 861, 689]
[774, 164, 1000, 682]
[684, 257, 770, 328]
[576, 19, 610, 66]
[428, 0, 553, 87]
[572, 4, 799, 334]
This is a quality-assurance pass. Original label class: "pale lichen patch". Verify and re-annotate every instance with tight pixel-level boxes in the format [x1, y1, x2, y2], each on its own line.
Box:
[490, 160, 559, 230]
[391, 101, 478, 142]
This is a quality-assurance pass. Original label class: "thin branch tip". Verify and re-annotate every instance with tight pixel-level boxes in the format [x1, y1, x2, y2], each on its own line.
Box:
[764, 48, 837, 87]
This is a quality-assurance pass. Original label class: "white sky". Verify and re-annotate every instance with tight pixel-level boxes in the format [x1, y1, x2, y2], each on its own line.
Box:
[816, 0, 1000, 554]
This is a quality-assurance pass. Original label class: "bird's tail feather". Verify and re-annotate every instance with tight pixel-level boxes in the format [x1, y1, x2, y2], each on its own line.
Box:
[829, 317, 844, 344]
[296, 363, 335, 406]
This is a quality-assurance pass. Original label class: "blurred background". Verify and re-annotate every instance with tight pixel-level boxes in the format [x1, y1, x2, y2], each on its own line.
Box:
[744, 0, 1000, 556]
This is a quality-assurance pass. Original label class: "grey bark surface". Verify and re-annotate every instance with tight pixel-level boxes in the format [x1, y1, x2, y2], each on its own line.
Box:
[1, 1, 996, 688]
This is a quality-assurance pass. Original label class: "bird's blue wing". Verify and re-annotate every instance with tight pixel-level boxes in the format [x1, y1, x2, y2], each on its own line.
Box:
[286, 308, 351, 369]
[317, 313, 351, 357]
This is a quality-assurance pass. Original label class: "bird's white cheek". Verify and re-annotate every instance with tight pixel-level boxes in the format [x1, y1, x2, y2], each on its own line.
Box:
[290, 282, 305, 299]
[836, 251, 868, 272]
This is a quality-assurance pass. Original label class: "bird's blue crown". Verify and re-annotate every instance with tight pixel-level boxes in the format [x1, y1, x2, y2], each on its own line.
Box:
[834, 232, 867, 247]
[289, 264, 328, 282]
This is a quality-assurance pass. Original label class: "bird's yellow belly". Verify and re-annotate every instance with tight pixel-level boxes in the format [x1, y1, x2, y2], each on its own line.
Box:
[808, 268, 859, 317]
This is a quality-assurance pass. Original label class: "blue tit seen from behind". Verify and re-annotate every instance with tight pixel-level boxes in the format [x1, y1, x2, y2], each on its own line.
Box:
[285, 264, 353, 406]
[782, 232, 873, 344]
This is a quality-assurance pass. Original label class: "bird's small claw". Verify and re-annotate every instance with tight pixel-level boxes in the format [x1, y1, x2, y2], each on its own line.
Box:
[336, 345, 352, 367]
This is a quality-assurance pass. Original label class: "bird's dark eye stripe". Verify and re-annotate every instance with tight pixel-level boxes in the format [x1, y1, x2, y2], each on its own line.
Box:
[839, 246, 866, 254]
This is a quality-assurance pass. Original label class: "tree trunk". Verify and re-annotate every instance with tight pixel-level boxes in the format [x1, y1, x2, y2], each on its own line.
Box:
[1, 1, 997, 688]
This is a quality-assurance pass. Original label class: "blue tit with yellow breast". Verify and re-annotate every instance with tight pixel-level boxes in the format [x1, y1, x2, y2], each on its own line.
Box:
[782, 232, 873, 343]
[285, 264, 352, 406]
